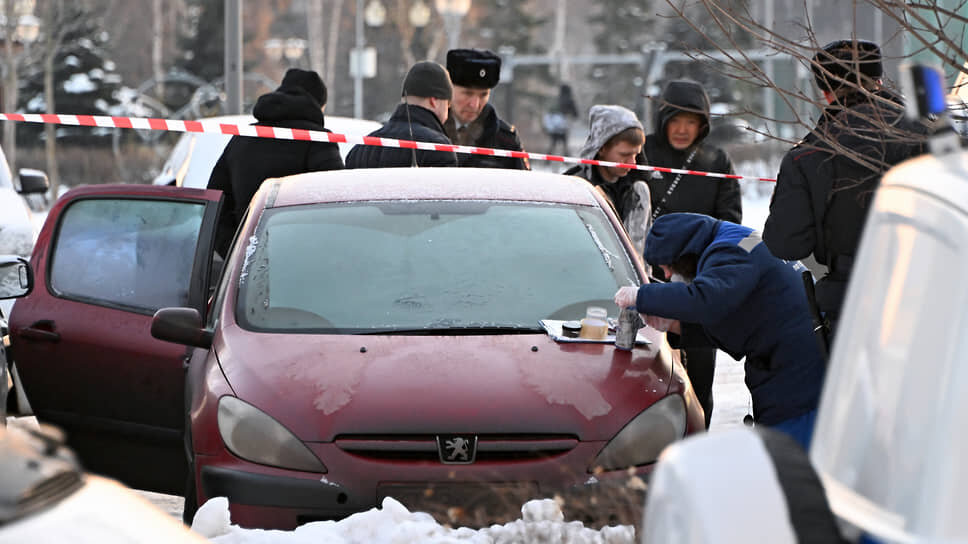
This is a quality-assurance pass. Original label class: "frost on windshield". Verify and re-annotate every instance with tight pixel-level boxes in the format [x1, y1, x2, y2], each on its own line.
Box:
[238, 235, 259, 286]
[584, 222, 620, 271]
[241, 235, 272, 317]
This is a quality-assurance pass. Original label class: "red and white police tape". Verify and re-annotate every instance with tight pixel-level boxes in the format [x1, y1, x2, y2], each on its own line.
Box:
[0, 112, 777, 182]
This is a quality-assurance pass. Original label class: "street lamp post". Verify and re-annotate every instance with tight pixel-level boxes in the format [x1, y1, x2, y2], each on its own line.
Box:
[434, 0, 471, 51]
[352, 0, 384, 119]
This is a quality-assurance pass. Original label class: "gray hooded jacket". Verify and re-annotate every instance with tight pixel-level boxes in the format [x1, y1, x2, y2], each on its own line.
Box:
[566, 105, 652, 257]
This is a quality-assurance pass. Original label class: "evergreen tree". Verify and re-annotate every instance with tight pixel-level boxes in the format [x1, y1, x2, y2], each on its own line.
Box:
[18, 3, 123, 143]
[176, 0, 224, 83]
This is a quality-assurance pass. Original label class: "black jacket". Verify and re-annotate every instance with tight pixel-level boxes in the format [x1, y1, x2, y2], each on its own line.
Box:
[208, 89, 344, 254]
[763, 90, 927, 317]
[640, 81, 742, 224]
[443, 103, 528, 170]
[345, 103, 458, 169]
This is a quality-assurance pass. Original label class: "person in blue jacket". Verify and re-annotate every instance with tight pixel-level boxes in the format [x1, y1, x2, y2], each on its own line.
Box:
[614, 212, 826, 450]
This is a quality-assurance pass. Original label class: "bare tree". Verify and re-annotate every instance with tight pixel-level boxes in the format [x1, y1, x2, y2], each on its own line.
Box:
[36, 0, 105, 198]
[307, 0, 325, 77]
[324, 0, 344, 87]
[1, 0, 41, 171]
[658, 0, 953, 172]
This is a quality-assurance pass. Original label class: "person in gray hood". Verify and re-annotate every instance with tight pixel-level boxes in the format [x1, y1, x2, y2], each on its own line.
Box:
[564, 105, 652, 257]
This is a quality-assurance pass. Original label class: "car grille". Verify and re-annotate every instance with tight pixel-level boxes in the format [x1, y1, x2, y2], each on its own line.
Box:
[333, 434, 578, 463]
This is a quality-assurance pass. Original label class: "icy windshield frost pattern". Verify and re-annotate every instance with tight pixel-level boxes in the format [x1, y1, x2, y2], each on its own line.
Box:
[50, 198, 204, 311]
[238, 200, 639, 331]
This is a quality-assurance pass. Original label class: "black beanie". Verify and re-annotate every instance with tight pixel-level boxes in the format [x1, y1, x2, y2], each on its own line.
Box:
[812, 39, 883, 93]
[279, 68, 327, 107]
[402, 61, 453, 100]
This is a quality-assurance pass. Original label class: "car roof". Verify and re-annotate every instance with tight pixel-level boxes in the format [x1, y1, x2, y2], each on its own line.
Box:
[263, 168, 601, 208]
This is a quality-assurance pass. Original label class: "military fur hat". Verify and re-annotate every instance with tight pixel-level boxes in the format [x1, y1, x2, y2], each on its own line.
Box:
[446, 49, 501, 89]
[812, 39, 883, 93]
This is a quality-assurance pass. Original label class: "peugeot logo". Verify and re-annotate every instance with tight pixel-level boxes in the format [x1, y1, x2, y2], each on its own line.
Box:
[437, 435, 477, 464]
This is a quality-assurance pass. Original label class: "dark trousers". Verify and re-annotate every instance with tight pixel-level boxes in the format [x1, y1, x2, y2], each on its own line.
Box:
[684, 346, 716, 429]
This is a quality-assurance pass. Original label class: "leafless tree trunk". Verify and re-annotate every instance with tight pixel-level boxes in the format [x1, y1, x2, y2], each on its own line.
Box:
[2, 0, 23, 171]
[307, 0, 326, 78]
[41, 2, 62, 198]
[325, 0, 345, 89]
[152, 0, 164, 100]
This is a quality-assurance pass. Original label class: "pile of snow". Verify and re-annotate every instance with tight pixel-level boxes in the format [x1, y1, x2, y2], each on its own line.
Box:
[191, 496, 635, 544]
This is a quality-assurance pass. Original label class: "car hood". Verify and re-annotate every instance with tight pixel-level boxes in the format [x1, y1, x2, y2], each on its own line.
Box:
[214, 325, 675, 442]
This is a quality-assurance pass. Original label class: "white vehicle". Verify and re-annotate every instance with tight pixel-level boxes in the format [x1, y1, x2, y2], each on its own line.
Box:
[151, 114, 381, 188]
[0, 146, 48, 319]
[0, 422, 207, 542]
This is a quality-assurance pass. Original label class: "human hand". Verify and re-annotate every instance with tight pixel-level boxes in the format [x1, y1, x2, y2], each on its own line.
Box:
[614, 286, 639, 309]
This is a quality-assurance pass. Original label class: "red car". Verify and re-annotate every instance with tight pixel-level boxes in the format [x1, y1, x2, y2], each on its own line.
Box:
[6, 168, 703, 529]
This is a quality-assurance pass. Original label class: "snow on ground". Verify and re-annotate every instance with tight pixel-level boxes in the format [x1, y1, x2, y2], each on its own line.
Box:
[191, 496, 635, 544]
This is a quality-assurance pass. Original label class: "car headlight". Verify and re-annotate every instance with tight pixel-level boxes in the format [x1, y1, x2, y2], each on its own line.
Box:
[217, 396, 326, 473]
[590, 395, 686, 471]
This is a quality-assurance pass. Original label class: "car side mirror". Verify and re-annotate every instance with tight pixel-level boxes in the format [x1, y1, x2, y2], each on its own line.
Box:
[151, 307, 213, 349]
[17, 168, 49, 195]
[0, 256, 32, 299]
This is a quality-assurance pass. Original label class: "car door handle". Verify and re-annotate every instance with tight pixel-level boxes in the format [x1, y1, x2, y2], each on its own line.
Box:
[20, 320, 61, 343]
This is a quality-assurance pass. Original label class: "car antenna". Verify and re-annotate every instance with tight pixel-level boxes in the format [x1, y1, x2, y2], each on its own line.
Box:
[403, 89, 419, 167]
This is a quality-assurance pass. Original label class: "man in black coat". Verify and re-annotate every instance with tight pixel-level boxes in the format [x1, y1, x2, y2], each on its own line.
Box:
[443, 49, 529, 170]
[763, 40, 927, 335]
[639, 79, 742, 429]
[345, 61, 458, 169]
[207, 68, 343, 255]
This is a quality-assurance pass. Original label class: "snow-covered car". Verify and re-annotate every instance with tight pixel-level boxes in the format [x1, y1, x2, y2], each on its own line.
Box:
[151, 114, 381, 188]
[0, 145, 48, 320]
[6, 168, 703, 530]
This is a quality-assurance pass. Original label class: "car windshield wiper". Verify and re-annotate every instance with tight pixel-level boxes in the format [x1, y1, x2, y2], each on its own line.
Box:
[357, 325, 545, 336]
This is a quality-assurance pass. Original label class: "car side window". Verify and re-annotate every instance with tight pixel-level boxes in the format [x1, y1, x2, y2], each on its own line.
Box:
[49, 198, 205, 313]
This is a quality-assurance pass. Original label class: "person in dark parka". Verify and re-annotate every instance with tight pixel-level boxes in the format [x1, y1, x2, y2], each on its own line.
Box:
[642, 79, 742, 225]
[345, 61, 458, 169]
[763, 39, 927, 336]
[636, 79, 742, 429]
[207, 68, 343, 255]
[614, 213, 826, 450]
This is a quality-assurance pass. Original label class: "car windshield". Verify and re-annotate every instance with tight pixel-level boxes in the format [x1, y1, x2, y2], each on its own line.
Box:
[236, 200, 639, 333]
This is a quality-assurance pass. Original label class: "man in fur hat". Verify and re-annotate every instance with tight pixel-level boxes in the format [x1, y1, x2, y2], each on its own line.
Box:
[444, 48, 529, 169]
